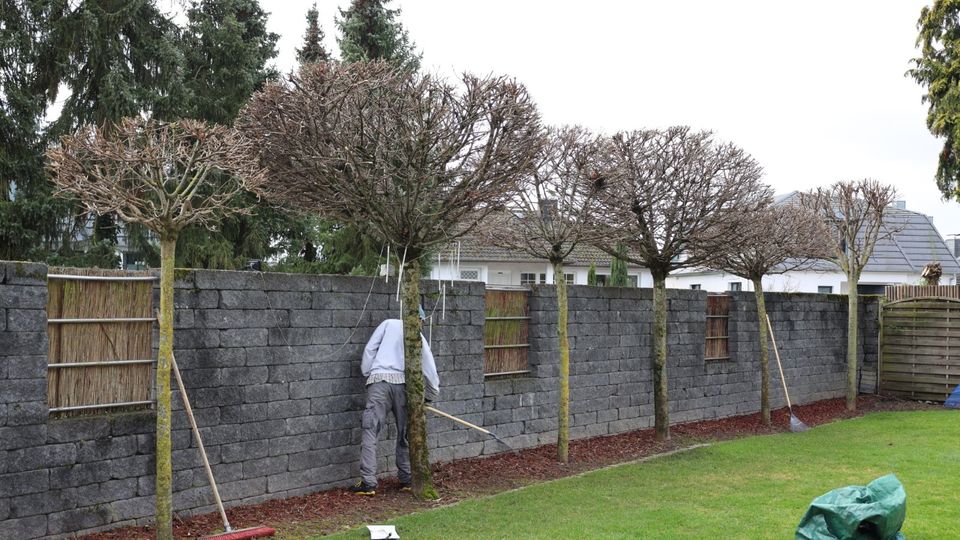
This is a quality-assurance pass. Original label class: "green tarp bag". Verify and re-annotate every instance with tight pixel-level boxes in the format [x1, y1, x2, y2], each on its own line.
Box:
[796, 474, 906, 540]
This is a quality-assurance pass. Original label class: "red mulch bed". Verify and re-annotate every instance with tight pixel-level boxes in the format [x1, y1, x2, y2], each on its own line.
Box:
[80, 395, 929, 539]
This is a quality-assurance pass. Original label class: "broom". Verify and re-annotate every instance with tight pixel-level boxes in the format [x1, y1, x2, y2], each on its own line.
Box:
[765, 315, 809, 433]
[172, 353, 276, 540]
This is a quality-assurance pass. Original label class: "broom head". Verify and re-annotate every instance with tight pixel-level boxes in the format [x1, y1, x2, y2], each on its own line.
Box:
[201, 526, 276, 540]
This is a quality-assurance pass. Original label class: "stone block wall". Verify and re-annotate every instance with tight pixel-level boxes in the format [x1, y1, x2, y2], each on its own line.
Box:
[0, 263, 877, 539]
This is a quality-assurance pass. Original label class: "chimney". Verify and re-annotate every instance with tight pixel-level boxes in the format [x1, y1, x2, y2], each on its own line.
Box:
[892, 200, 906, 210]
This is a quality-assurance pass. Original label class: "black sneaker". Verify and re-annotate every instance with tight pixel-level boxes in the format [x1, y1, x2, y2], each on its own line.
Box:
[349, 480, 376, 496]
[399, 482, 412, 493]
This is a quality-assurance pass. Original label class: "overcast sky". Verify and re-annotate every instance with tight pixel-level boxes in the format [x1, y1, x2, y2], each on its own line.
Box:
[259, 0, 960, 238]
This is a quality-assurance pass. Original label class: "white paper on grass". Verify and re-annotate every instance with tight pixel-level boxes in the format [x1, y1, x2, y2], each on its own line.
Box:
[367, 524, 399, 539]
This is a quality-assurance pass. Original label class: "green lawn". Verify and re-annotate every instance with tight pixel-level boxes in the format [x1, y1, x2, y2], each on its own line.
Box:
[321, 410, 959, 539]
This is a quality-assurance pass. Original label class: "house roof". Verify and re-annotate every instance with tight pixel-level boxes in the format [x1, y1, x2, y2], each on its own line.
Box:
[450, 236, 625, 267]
[454, 195, 960, 276]
[773, 191, 960, 274]
[864, 209, 960, 273]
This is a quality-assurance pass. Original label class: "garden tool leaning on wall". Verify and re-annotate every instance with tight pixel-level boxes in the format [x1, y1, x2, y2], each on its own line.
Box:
[765, 315, 809, 433]
[171, 350, 276, 540]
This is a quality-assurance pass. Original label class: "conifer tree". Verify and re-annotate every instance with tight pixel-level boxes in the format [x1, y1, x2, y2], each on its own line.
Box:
[609, 244, 629, 287]
[587, 264, 598, 286]
[297, 3, 330, 64]
[0, 1, 72, 261]
[34, 0, 183, 266]
[316, 0, 423, 274]
[336, 0, 421, 71]
[172, 0, 294, 270]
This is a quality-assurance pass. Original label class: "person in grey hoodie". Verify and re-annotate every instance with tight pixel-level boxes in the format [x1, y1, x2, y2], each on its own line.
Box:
[349, 307, 439, 495]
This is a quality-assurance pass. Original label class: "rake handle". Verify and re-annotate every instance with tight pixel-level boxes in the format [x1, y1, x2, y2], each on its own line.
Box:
[172, 353, 232, 533]
[765, 314, 794, 411]
[425, 405, 492, 436]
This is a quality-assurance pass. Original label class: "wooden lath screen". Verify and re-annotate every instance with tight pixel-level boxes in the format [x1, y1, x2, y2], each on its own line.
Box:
[885, 284, 960, 302]
[47, 267, 156, 415]
[880, 297, 960, 402]
[705, 294, 731, 360]
[484, 288, 530, 375]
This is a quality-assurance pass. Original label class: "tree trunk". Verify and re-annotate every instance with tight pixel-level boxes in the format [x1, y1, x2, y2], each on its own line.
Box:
[753, 277, 771, 425]
[846, 278, 859, 411]
[400, 259, 438, 499]
[155, 234, 176, 540]
[652, 272, 670, 440]
[553, 261, 570, 463]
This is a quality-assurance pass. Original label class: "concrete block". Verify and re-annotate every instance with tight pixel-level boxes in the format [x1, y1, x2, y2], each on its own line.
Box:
[4, 400, 47, 426]
[0, 468, 48, 497]
[289, 310, 333, 328]
[220, 290, 269, 310]
[0, 514, 47, 539]
[0, 332, 46, 358]
[0, 286, 46, 309]
[242, 383, 290, 404]
[220, 328, 269, 348]
[6, 309, 46, 332]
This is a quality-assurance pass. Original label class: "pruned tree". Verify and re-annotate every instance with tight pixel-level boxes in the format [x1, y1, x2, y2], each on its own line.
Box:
[697, 202, 828, 424]
[46, 117, 265, 540]
[477, 126, 603, 462]
[798, 179, 898, 411]
[238, 61, 542, 498]
[590, 127, 769, 440]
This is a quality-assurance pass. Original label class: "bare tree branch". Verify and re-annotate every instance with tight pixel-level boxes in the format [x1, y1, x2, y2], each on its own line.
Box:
[472, 125, 603, 463]
[238, 61, 543, 258]
[796, 179, 900, 281]
[237, 60, 543, 498]
[697, 202, 830, 282]
[590, 126, 771, 278]
[46, 117, 266, 238]
[796, 178, 898, 412]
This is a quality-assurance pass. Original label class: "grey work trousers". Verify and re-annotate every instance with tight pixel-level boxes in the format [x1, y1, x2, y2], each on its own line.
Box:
[360, 381, 411, 487]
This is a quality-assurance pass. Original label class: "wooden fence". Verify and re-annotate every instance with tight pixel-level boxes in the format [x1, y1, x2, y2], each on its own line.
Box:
[46, 267, 156, 415]
[885, 284, 960, 302]
[483, 288, 530, 376]
[880, 297, 960, 401]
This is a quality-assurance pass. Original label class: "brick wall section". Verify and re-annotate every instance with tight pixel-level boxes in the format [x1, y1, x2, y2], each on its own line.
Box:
[0, 264, 879, 539]
[0, 262, 51, 539]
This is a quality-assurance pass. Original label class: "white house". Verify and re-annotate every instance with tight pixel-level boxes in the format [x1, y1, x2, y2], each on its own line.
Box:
[429, 237, 652, 287]
[667, 202, 960, 293]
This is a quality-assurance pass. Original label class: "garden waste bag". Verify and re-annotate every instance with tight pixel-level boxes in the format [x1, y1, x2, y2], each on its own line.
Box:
[795, 474, 906, 540]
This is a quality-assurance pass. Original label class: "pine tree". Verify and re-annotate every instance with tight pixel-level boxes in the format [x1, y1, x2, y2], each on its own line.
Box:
[44, 0, 182, 135]
[172, 0, 294, 270]
[297, 3, 330, 64]
[317, 0, 423, 274]
[609, 244, 629, 287]
[587, 264, 598, 286]
[0, 1, 71, 261]
[336, 0, 421, 71]
[177, 0, 279, 125]
[39, 0, 183, 267]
